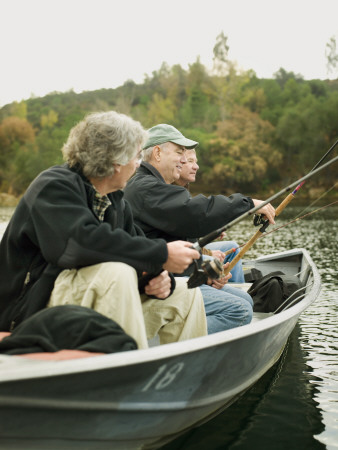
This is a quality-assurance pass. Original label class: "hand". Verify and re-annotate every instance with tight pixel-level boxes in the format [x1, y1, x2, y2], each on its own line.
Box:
[163, 241, 200, 273]
[145, 270, 171, 299]
[208, 262, 232, 289]
[216, 231, 227, 240]
[252, 199, 276, 225]
[211, 249, 225, 263]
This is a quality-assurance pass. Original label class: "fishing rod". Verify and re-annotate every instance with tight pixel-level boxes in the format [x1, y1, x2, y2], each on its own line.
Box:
[309, 138, 338, 171]
[223, 200, 338, 257]
[187, 142, 338, 288]
[221, 139, 338, 275]
[195, 150, 338, 251]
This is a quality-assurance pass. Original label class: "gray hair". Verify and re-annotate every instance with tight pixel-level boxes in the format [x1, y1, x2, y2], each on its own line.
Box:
[62, 111, 148, 178]
[142, 142, 170, 162]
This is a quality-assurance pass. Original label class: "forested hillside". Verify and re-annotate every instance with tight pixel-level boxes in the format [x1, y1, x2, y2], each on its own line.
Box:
[1, 34, 337, 202]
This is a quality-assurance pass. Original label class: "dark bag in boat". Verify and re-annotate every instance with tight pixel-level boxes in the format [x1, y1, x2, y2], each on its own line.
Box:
[247, 271, 302, 313]
[244, 267, 263, 283]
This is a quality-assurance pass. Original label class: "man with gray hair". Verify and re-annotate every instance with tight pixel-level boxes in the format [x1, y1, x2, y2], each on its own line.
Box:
[124, 124, 276, 334]
[0, 112, 207, 349]
[174, 147, 245, 283]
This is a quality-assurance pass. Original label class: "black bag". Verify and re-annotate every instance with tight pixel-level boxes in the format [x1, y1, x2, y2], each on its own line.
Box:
[244, 267, 263, 283]
[247, 271, 302, 313]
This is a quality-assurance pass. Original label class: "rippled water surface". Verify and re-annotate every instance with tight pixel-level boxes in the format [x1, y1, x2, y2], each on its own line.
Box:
[1, 205, 337, 449]
[162, 205, 338, 450]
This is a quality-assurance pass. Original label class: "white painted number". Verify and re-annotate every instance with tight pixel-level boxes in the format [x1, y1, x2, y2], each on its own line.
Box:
[142, 362, 184, 391]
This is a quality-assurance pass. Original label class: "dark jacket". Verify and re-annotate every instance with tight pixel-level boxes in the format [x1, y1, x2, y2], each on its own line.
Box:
[0, 305, 138, 354]
[0, 164, 169, 331]
[124, 162, 255, 242]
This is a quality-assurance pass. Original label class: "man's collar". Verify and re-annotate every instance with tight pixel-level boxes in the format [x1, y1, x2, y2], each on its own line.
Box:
[138, 161, 166, 183]
[66, 163, 125, 200]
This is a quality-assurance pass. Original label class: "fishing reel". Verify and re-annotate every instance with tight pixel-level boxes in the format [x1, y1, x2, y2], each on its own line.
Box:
[253, 214, 270, 232]
[187, 257, 224, 289]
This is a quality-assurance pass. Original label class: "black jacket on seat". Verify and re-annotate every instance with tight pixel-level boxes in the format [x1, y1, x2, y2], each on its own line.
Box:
[0, 305, 138, 354]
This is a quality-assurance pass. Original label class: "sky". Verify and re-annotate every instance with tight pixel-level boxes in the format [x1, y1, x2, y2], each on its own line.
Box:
[1, 0, 338, 107]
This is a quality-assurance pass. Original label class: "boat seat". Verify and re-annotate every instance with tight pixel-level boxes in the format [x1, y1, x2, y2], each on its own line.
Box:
[230, 282, 252, 292]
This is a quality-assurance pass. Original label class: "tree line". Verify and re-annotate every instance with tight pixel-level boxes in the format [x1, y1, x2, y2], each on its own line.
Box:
[0, 33, 337, 201]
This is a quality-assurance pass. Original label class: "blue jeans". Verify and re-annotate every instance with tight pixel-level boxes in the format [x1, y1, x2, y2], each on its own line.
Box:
[199, 283, 253, 334]
[205, 240, 245, 283]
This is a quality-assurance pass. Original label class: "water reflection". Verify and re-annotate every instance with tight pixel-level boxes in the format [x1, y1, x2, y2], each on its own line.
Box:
[162, 325, 325, 450]
[300, 295, 338, 449]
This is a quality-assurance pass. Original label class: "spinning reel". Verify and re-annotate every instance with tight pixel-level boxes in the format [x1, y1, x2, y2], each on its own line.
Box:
[187, 257, 224, 289]
[253, 214, 270, 232]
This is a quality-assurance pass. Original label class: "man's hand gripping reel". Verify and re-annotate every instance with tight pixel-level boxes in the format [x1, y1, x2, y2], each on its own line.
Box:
[187, 242, 224, 289]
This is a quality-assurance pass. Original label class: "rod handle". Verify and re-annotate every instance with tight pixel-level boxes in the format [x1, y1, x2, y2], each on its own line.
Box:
[275, 192, 295, 217]
[223, 230, 263, 275]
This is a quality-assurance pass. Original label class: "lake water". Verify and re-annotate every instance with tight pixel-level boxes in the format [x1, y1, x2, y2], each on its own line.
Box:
[0, 204, 337, 450]
[161, 205, 338, 450]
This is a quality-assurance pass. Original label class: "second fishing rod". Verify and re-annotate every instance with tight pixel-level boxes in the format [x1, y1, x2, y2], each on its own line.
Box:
[187, 141, 338, 288]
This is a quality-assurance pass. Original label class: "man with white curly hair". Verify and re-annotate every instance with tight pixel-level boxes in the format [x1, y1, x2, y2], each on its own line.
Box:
[0, 112, 207, 349]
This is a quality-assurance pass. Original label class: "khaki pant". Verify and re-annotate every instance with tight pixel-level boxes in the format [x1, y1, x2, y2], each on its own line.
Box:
[48, 262, 207, 349]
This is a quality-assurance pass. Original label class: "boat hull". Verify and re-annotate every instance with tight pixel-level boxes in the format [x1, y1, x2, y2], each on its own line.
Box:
[0, 249, 321, 449]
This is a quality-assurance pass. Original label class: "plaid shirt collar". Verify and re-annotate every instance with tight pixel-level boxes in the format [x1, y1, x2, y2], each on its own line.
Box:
[91, 185, 111, 222]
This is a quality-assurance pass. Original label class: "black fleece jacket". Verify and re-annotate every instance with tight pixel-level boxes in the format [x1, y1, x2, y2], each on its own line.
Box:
[124, 162, 255, 242]
[0, 164, 169, 331]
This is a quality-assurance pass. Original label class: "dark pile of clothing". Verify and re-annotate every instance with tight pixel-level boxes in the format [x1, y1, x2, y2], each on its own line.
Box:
[0, 305, 137, 355]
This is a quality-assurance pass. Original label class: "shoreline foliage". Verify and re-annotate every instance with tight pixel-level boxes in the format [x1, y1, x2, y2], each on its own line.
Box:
[1, 34, 337, 201]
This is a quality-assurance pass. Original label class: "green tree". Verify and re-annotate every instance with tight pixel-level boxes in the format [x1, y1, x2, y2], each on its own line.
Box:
[202, 106, 281, 193]
[281, 78, 311, 106]
[145, 93, 177, 127]
[34, 125, 68, 172]
[211, 33, 253, 122]
[257, 79, 283, 125]
[212, 32, 230, 76]
[40, 109, 58, 129]
[273, 68, 304, 89]
[0, 116, 36, 193]
[1, 51, 338, 197]
[10, 101, 27, 119]
[325, 36, 338, 77]
[179, 87, 209, 128]
[275, 91, 338, 179]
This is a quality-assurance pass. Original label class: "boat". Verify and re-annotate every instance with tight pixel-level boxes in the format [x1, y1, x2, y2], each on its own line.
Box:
[0, 248, 321, 450]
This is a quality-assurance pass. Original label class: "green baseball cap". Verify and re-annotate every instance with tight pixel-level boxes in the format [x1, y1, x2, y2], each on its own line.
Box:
[143, 124, 198, 149]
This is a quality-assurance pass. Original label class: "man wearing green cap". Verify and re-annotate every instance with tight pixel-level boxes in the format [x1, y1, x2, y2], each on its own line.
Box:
[174, 147, 245, 283]
[124, 124, 276, 334]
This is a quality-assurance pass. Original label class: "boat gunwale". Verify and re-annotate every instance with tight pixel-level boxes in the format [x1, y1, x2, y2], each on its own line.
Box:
[0, 248, 321, 383]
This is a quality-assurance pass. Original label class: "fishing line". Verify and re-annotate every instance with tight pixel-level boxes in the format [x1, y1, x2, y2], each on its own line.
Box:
[195, 152, 338, 250]
[293, 181, 338, 219]
[223, 200, 338, 256]
[189, 142, 337, 287]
